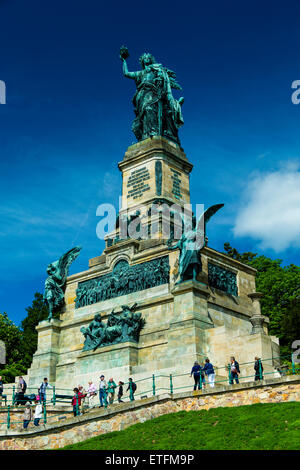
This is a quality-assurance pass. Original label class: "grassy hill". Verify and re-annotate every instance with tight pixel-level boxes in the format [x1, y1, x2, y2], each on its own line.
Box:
[61, 402, 300, 450]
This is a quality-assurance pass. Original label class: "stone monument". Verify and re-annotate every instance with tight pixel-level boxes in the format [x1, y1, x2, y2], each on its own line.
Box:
[27, 48, 280, 392]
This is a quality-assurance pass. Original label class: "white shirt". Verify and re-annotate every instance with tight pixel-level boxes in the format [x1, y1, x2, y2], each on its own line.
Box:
[34, 404, 43, 419]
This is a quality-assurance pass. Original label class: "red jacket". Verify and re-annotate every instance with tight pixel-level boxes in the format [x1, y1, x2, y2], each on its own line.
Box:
[72, 391, 86, 406]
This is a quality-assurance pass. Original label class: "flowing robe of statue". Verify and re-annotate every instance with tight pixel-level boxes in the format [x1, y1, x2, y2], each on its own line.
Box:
[120, 48, 184, 144]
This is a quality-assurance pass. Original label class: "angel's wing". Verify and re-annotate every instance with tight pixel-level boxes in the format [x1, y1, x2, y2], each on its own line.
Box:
[57, 246, 82, 284]
[196, 204, 224, 235]
[165, 68, 182, 90]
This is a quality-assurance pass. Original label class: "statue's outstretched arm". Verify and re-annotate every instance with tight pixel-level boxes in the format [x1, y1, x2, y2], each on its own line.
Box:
[122, 59, 139, 79]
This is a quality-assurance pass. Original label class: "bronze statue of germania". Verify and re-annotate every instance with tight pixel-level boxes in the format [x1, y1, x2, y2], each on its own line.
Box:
[120, 46, 184, 144]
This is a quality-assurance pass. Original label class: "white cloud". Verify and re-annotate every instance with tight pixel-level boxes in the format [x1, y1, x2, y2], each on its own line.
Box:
[233, 164, 300, 252]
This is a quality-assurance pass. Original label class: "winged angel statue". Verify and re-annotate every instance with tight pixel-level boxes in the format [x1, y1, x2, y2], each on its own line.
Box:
[167, 205, 224, 283]
[44, 246, 81, 320]
[120, 46, 184, 144]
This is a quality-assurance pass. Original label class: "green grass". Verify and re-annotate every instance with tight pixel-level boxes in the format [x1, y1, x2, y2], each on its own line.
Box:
[60, 402, 300, 450]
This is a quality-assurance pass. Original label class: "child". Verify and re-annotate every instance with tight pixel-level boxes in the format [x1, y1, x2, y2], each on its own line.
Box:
[72, 387, 86, 416]
[23, 404, 32, 430]
[34, 400, 43, 426]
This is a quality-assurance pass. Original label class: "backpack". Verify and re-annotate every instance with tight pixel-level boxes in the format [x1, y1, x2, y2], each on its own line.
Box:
[23, 380, 27, 393]
[132, 382, 137, 392]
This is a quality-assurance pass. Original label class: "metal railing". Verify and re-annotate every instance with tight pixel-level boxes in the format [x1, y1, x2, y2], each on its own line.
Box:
[0, 353, 299, 431]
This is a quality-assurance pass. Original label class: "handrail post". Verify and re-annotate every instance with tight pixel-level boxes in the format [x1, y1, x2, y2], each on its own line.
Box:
[170, 374, 173, 394]
[152, 374, 155, 396]
[292, 353, 296, 375]
[76, 393, 79, 415]
[104, 388, 108, 408]
[129, 382, 133, 401]
[43, 403, 47, 424]
[228, 364, 231, 385]
[7, 405, 10, 429]
[53, 385, 56, 406]
[12, 386, 15, 405]
[259, 359, 263, 380]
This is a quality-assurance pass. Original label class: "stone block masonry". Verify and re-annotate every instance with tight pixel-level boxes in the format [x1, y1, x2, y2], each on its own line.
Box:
[0, 375, 299, 450]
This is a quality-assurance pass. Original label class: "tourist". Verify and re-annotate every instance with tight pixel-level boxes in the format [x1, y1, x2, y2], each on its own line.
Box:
[229, 356, 240, 384]
[0, 376, 3, 403]
[117, 381, 124, 403]
[22, 404, 32, 430]
[107, 378, 117, 405]
[72, 387, 86, 417]
[126, 378, 137, 401]
[78, 385, 87, 414]
[17, 376, 26, 396]
[254, 357, 264, 381]
[39, 377, 52, 404]
[190, 361, 202, 391]
[86, 381, 97, 408]
[33, 400, 43, 426]
[99, 375, 107, 407]
[200, 363, 206, 388]
[203, 358, 215, 388]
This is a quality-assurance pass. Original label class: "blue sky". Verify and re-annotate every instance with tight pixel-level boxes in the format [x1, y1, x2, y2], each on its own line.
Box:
[1, 0, 300, 324]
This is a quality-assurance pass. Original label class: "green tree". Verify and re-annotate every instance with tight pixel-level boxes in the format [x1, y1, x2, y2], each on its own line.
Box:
[0, 293, 48, 383]
[0, 312, 26, 382]
[20, 292, 48, 369]
[224, 243, 300, 357]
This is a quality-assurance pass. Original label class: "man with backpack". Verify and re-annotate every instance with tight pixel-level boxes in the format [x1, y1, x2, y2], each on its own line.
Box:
[17, 376, 27, 395]
[126, 378, 137, 401]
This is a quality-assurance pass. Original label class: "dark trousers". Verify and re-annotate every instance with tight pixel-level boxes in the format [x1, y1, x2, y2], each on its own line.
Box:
[73, 405, 79, 417]
[99, 388, 107, 407]
[255, 373, 263, 381]
[40, 393, 45, 403]
[118, 394, 123, 403]
[23, 420, 30, 429]
[230, 372, 239, 384]
[193, 374, 201, 390]
[34, 418, 40, 426]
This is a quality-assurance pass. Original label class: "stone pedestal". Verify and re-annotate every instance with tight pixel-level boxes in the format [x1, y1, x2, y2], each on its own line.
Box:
[167, 280, 213, 364]
[27, 319, 62, 385]
[56, 342, 139, 386]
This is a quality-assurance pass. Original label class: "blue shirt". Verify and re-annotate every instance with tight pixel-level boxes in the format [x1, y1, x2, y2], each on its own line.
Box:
[191, 365, 201, 375]
[203, 362, 215, 375]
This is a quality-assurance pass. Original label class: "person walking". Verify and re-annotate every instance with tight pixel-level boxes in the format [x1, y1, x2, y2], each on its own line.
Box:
[203, 358, 215, 388]
[39, 378, 52, 404]
[86, 381, 97, 408]
[229, 356, 240, 384]
[117, 381, 124, 403]
[33, 400, 43, 426]
[107, 378, 117, 405]
[126, 378, 137, 401]
[254, 357, 264, 381]
[190, 361, 202, 391]
[17, 376, 26, 395]
[71, 387, 86, 417]
[99, 375, 107, 408]
[22, 405, 32, 430]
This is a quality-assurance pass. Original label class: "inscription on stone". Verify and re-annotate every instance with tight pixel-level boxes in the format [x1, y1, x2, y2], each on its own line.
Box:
[170, 168, 182, 199]
[127, 166, 151, 199]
